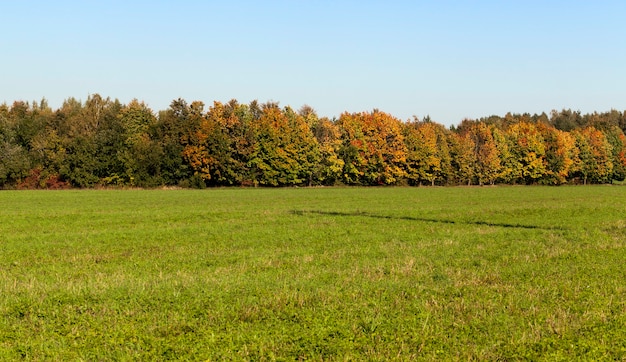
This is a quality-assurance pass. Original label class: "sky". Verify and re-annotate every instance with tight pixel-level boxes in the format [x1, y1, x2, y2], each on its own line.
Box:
[2, 1, 625, 127]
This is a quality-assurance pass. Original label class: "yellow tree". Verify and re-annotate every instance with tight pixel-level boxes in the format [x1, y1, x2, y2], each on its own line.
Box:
[574, 127, 613, 184]
[505, 121, 547, 184]
[464, 122, 502, 185]
[603, 125, 626, 182]
[449, 131, 476, 185]
[403, 120, 451, 186]
[554, 129, 577, 182]
[536, 123, 576, 184]
[491, 127, 515, 183]
[311, 116, 344, 185]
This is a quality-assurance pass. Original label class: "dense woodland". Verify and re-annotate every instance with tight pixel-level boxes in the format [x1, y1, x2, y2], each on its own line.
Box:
[1, 94, 626, 189]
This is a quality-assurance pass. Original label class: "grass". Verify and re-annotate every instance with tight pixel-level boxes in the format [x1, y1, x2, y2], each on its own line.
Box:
[1, 186, 625, 360]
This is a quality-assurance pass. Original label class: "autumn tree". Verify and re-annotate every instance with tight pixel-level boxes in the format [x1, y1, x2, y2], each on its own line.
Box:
[403, 119, 451, 186]
[573, 127, 613, 184]
[463, 122, 502, 185]
[505, 122, 547, 184]
[4, 93, 626, 189]
[215, 100, 258, 185]
[536, 123, 576, 184]
[603, 125, 626, 182]
[310, 116, 344, 185]
[448, 131, 476, 185]
[337, 110, 406, 185]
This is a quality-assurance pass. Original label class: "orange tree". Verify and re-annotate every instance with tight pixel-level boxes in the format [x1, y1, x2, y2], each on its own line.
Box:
[337, 110, 406, 185]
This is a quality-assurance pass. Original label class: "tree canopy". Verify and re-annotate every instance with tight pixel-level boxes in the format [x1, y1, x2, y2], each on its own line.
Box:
[2, 95, 626, 188]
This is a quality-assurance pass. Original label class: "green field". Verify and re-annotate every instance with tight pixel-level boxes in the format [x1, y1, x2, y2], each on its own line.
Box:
[1, 186, 625, 360]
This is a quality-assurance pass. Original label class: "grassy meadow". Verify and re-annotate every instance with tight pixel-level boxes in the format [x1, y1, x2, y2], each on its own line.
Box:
[1, 186, 625, 360]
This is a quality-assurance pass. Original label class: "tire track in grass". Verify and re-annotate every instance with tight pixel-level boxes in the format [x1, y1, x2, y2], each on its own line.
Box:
[290, 210, 567, 231]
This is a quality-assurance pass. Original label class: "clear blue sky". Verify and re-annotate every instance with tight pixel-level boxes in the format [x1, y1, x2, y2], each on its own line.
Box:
[2, 1, 625, 126]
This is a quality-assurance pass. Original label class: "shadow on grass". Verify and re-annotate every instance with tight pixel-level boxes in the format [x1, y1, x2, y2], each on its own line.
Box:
[291, 210, 566, 231]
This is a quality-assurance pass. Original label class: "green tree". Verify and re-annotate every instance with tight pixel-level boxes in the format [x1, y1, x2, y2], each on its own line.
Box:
[118, 100, 162, 186]
[0, 141, 31, 187]
[550, 109, 584, 132]
[246, 103, 319, 186]
[0, 105, 30, 186]
[155, 99, 196, 186]
[1, 100, 62, 188]
[51, 94, 125, 187]
[92, 97, 125, 185]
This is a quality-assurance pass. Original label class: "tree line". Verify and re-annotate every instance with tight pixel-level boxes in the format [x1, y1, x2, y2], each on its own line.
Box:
[1, 94, 625, 189]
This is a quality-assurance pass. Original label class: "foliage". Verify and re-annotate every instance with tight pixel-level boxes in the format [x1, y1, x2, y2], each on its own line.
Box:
[505, 122, 547, 184]
[462, 122, 502, 185]
[311, 116, 344, 185]
[2, 95, 626, 188]
[448, 131, 475, 185]
[403, 120, 452, 186]
[573, 127, 613, 184]
[337, 110, 406, 185]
